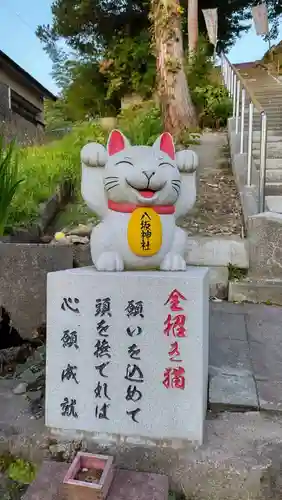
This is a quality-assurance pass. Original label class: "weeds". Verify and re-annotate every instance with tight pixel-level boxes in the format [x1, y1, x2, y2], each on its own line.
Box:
[0, 139, 23, 235]
[228, 264, 247, 281]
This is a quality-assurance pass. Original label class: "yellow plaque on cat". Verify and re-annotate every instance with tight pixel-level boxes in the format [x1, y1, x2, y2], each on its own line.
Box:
[127, 207, 162, 256]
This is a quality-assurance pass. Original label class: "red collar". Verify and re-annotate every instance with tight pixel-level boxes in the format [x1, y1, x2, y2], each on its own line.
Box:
[108, 200, 175, 214]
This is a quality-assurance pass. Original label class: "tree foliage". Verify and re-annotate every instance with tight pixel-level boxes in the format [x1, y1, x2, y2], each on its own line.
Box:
[37, 0, 282, 60]
[36, 0, 150, 56]
[37, 0, 282, 124]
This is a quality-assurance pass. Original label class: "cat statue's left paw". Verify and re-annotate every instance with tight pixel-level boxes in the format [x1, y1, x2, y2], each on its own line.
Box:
[160, 253, 186, 271]
[95, 252, 124, 271]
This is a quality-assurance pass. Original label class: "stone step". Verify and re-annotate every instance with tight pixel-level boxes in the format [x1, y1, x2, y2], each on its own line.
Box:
[264, 169, 282, 182]
[253, 89, 282, 94]
[253, 143, 282, 155]
[243, 111, 281, 117]
[245, 125, 282, 132]
[265, 195, 282, 213]
[253, 95, 282, 100]
[251, 88, 282, 92]
[244, 117, 282, 125]
[253, 153, 282, 161]
[259, 108, 282, 114]
[254, 158, 282, 169]
[252, 134, 282, 143]
[265, 182, 282, 195]
[229, 278, 282, 306]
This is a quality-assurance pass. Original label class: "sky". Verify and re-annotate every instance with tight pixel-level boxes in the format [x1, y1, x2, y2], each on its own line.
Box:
[0, 0, 281, 98]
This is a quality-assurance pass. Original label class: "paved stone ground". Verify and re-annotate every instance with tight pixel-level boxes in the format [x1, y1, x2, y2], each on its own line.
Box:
[210, 301, 282, 411]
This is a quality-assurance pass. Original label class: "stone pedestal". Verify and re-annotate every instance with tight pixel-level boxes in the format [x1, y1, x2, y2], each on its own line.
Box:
[46, 267, 209, 444]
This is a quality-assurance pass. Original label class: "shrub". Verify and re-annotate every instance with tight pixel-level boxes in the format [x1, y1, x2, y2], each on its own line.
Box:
[7, 458, 36, 484]
[192, 84, 232, 129]
[185, 36, 214, 92]
[185, 35, 232, 129]
[100, 31, 156, 101]
[117, 102, 163, 145]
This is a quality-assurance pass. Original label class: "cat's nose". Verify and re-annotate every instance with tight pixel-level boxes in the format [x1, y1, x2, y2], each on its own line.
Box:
[142, 170, 155, 181]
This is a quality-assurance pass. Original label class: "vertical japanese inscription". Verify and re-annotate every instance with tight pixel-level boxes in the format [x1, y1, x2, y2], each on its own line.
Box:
[162, 289, 187, 390]
[60, 297, 81, 419]
[94, 297, 112, 421]
[140, 212, 152, 252]
[124, 300, 145, 423]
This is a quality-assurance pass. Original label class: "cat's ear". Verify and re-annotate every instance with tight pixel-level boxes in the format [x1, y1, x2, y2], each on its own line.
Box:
[153, 132, 175, 160]
[107, 129, 131, 156]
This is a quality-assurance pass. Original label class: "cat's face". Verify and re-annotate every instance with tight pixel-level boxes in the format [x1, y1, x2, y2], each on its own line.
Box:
[103, 130, 181, 206]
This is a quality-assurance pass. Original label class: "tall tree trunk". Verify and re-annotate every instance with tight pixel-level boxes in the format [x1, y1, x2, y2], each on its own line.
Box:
[151, 0, 197, 136]
[188, 0, 198, 56]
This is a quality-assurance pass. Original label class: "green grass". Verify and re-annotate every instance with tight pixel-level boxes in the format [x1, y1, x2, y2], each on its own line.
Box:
[8, 121, 107, 229]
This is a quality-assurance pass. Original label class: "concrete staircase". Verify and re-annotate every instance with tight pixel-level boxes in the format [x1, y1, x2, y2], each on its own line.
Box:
[224, 62, 282, 304]
[236, 64, 282, 212]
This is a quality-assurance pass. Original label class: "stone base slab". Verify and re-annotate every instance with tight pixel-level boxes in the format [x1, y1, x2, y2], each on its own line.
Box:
[74, 236, 249, 270]
[228, 278, 282, 305]
[46, 267, 209, 444]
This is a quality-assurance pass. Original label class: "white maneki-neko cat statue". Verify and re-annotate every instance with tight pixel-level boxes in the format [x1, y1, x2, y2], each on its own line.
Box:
[81, 129, 199, 272]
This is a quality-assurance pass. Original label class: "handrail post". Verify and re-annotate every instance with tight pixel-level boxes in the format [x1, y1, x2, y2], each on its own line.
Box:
[223, 57, 226, 85]
[247, 101, 254, 186]
[240, 88, 246, 153]
[235, 80, 240, 134]
[233, 74, 237, 117]
[228, 67, 232, 94]
[258, 113, 267, 212]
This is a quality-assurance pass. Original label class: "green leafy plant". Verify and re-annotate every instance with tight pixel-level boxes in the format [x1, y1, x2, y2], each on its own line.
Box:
[100, 31, 156, 100]
[117, 102, 163, 145]
[192, 84, 232, 129]
[178, 129, 201, 148]
[7, 121, 106, 229]
[7, 458, 37, 485]
[185, 35, 232, 129]
[228, 263, 247, 281]
[185, 36, 214, 92]
[0, 138, 23, 235]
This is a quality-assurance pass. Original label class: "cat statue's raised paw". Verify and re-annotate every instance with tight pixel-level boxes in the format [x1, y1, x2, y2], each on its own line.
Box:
[81, 130, 199, 272]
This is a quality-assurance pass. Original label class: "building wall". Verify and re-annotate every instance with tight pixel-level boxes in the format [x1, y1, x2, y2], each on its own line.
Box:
[0, 78, 45, 145]
[0, 67, 44, 116]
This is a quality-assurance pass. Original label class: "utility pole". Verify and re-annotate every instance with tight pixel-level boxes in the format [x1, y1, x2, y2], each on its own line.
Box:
[188, 0, 198, 56]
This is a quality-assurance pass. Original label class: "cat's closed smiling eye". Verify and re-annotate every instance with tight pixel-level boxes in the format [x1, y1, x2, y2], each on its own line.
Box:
[115, 160, 134, 167]
[158, 162, 175, 168]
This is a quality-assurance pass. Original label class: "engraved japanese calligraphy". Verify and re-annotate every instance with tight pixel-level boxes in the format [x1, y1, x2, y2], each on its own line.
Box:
[59, 296, 81, 418]
[162, 289, 187, 390]
[94, 297, 112, 419]
[124, 299, 144, 423]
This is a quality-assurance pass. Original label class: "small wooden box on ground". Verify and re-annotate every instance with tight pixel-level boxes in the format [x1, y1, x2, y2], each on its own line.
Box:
[63, 452, 114, 500]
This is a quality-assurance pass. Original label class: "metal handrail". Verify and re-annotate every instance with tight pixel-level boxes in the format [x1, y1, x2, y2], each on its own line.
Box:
[221, 53, 268, 213]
